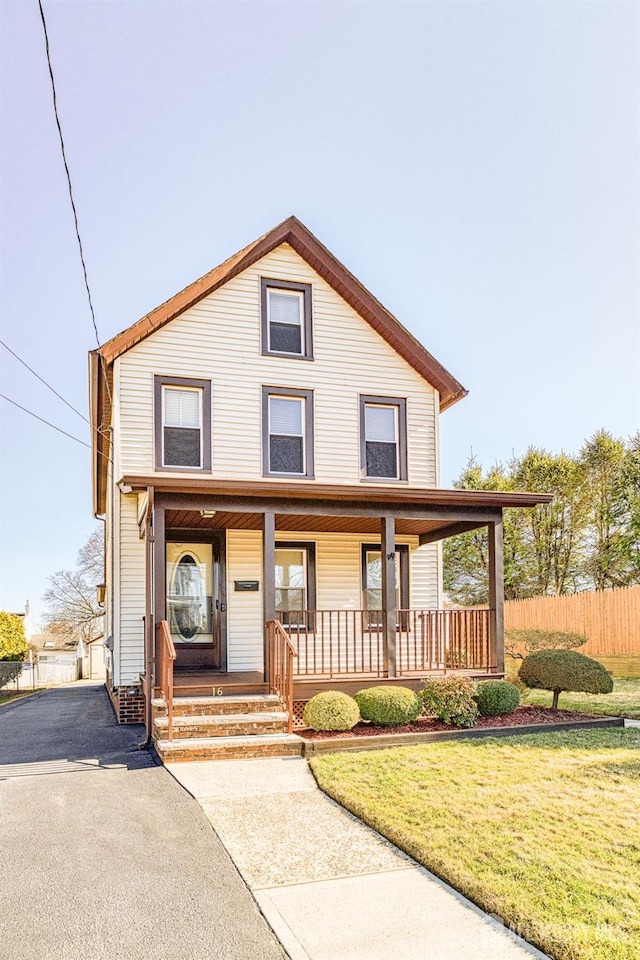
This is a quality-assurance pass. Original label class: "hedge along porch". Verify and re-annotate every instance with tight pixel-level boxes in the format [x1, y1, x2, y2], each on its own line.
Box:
[127, 475, 551, 731]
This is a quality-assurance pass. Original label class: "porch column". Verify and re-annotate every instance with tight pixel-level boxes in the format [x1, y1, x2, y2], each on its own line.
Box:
[263, 511, 276, 682]
[152, 504, 166, 685]
[381, 516, 397, 677]
[488, 514, 505, 674]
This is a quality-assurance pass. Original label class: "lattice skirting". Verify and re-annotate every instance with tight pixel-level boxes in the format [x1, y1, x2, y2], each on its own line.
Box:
[292, 701, 309, 729]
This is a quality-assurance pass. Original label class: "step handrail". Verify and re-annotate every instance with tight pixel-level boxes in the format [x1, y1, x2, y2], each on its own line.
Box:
[266, 619, 297, 733]
[157, 620, 176, 741]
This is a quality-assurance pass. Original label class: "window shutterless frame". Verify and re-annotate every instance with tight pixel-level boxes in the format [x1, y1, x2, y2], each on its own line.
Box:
[274, 541, 317, 630]
[262, 386, 314, 479]
[359, 395, 408, 481]
[260, 278, 313, 359]
[361, 543, 410, 629]
[154, 375, 212, 471]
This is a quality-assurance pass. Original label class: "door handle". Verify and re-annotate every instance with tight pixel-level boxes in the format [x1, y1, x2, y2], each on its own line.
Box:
[220, 602, 226, 613]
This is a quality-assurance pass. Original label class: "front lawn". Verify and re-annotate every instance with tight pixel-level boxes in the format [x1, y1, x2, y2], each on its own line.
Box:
[522, 678, 640, 719]
[310, 728, 640, 960]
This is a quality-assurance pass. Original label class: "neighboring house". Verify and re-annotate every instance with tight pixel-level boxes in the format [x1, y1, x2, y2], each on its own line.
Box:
[89, 217, 550, 756]
[25, 632, 80, 686]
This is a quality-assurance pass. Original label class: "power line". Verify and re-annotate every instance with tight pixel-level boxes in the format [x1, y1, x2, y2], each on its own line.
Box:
[0, 393, 111, 462]
[36, 0, 113, 416]
[37, 0, 100, 350]
[0, 339, 89, 424]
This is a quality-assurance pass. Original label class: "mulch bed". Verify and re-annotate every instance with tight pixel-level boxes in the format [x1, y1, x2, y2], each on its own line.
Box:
[301, 705, 603, 740]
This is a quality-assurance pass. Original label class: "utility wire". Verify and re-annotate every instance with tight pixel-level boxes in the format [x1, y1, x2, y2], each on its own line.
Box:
[1, 393, 111, 462]
[37, 0, 113, 420]
[37, 0, 100, 349]
[0, 339, 89, 424]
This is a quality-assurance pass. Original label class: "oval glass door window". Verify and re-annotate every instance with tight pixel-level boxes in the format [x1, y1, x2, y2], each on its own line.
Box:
[170, 553, 205, 641]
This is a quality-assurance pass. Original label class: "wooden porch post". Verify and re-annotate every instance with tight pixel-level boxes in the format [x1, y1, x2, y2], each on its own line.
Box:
[488, 513, 505, 674]
[381, 515, 397, 677]
[263, 510, 276, 682]
[152, 504, 166, 686]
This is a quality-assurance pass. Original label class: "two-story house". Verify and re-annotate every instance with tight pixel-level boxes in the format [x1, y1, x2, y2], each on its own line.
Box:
[90, 217, 550, 759]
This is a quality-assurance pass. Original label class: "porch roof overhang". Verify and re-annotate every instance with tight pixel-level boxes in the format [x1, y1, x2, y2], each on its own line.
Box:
[124, 475, 552, 541]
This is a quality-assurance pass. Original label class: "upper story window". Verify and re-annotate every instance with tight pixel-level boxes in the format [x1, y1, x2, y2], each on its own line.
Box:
[154, 375, 212, 471]
[262, 386, 314, 479]
[261, 278, 313, 359]
[359, 395, 407, 481]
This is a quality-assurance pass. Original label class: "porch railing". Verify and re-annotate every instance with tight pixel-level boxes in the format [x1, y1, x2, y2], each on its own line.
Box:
[277, 607, 491, 678]
[266, 619, 297, 733]
[396, 608, 491, 675]
[157, 620, 176, 741]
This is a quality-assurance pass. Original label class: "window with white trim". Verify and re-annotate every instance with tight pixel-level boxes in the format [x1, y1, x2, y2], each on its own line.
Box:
[261, 278, 313, 359]
[262, 387, 314, 478]
[360, 396, 407, 480]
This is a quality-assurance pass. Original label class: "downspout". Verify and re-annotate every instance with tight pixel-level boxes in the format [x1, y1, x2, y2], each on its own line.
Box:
[138, 486, 155, 750]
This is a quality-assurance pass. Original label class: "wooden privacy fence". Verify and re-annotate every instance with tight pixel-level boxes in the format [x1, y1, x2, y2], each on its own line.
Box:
[504, 586, 640, 656]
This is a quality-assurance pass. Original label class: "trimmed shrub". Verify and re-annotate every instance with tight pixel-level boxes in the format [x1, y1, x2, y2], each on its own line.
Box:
[354, 686, 422, 726]
[519, 649, 614, 710]
[303, 692, 360, 731]
[475, 680, 520, 717]
[420, 676, 479, 728]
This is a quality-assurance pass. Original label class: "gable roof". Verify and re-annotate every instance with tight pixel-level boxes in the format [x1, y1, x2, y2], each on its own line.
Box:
[90, 216, 467, 514]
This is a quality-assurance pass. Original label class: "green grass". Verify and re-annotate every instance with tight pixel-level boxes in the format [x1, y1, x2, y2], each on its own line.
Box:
[521, 678, 640, 719]
[311, 729, 640, 960]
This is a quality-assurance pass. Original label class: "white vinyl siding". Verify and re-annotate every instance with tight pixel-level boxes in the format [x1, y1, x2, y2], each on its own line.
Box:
[118, 493, 146, 685]
[115, 244, 438, 487]
[226, 530, 263, 672]
[224, 530, 439, 672]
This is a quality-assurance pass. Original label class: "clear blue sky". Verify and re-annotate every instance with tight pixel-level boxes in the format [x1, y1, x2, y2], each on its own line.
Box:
[0, 0, 638, 625]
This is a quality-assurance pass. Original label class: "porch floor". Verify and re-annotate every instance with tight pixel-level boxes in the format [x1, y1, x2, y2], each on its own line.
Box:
[167, 670, 267, 698]
[159, 667, 501, 700]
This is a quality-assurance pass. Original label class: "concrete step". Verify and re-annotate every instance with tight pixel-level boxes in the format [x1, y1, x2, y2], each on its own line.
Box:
[153, 712, 290, 739]
[155, 733, 304, 762]
[151, 694, 282, 718]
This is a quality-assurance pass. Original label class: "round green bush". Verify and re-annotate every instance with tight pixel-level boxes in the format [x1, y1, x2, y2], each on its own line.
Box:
[475, 680, 520, 717]
[420, 676, 479, 728]
[303, 691, 360, 731]
[519, 649, 613, 710]
[354, 686, 422, 726]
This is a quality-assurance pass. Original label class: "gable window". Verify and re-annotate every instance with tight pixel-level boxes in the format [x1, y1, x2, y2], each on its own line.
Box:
[359, 396, 407, 480]
[262, 386, 314, 478]
[261, 278, 313, 359]
[154, 375, 212, 471]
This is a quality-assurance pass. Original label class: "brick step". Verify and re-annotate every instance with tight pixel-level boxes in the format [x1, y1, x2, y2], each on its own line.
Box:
[151, 694, 282, 718]
[153, 712, 289, 739]
[163, 683, 269, 698]
[155, 733, 304, 762]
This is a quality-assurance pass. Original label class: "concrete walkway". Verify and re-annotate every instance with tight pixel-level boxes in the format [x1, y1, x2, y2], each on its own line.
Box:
[0, 683, 286, 960]
[167, 757, 549, 960]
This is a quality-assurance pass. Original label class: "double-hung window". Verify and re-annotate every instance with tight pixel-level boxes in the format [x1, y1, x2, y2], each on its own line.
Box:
[361, 543, 409, 628]
[262, 386, 314, 478]
[261, 278, 313, 359]
[154, 375, 212, 471]
[275, 542, 316, 629]
[360, 396, 407, 480]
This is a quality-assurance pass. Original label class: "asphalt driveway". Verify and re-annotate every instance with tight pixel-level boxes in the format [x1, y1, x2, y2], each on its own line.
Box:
[0, 683, 287, 960]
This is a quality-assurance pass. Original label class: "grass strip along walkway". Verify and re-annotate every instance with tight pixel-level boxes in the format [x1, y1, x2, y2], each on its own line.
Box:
[310, 728, 640, 960]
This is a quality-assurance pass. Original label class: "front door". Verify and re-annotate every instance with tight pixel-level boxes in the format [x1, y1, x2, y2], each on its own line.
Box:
[166, 537, 226, 670]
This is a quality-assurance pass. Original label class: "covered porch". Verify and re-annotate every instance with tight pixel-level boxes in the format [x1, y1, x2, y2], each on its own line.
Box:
[129, 476, 551, 729]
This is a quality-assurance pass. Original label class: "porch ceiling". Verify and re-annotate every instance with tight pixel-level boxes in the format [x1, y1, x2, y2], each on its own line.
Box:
[164, 509, 479, 539]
